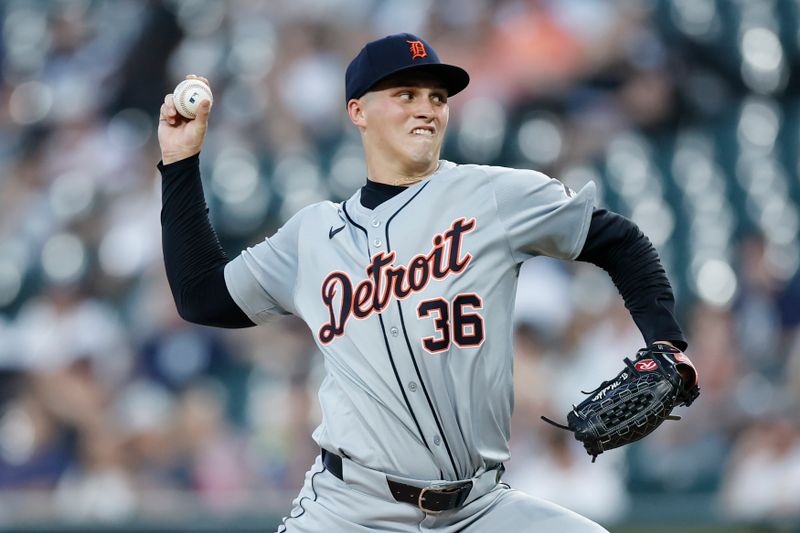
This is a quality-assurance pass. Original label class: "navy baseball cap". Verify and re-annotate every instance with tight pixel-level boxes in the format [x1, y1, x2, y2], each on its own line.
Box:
[345, 33, 470, 102]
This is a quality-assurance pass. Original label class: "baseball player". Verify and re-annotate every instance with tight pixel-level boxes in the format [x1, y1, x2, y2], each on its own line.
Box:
[157, 34, 691, 532]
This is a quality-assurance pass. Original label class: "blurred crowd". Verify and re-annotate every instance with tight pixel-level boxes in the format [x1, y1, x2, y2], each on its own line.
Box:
[0, 0, 800, 529]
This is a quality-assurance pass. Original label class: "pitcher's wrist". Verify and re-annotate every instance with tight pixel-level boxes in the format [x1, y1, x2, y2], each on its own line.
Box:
[161, 149, 200, 165]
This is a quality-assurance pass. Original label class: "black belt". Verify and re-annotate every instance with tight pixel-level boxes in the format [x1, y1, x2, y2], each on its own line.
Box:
[321, 449, 473, 514]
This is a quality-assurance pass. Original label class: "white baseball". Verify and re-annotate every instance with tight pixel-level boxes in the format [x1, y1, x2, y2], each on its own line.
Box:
[173, 79, 213, 119]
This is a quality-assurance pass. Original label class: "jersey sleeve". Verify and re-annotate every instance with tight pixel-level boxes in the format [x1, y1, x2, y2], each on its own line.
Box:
[223, 208, 308, 324]
[491, 168, 596, 263]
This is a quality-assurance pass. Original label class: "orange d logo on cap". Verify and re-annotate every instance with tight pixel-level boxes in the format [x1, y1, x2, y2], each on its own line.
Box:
[407, 40, 427, 60]
[345, 33, 469, 102]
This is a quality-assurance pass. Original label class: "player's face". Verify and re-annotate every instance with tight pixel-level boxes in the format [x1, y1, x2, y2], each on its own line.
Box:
[355, 72, 450, 176]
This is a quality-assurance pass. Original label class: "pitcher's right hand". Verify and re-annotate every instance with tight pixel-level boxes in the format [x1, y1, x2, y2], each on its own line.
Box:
[158, 74, 212, 165]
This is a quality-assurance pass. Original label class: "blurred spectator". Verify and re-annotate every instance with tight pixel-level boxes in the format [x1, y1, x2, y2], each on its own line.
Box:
[174, 381, 254, 510]
[506, 426, 628, 525]
[720, 418, 800, 521]
[0, 374, 76, 490]
[53, 425, 136, 523]
[733, 235, 786, 376]
[507, 324, 628, 524]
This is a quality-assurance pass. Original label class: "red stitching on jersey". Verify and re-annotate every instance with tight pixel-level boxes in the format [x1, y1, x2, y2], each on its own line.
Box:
[317, 218, 476, 344]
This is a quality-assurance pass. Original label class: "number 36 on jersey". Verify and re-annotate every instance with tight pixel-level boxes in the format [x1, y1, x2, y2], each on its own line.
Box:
[318, 217, 485, 352]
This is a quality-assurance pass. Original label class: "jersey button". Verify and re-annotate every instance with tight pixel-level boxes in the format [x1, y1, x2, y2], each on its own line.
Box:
[373, 239, 382, 247]
[371, 219, 380, 227]
[390, 327, 399, 337]
[433, 435, 441, 446]
[408, 381, 417, 392]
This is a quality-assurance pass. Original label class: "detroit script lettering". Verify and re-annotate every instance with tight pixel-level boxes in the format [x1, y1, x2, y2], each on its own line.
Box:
[318, 218, 476, 344]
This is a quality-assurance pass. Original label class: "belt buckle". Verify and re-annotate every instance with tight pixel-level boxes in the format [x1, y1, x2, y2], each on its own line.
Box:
[417, 483, 465, 515]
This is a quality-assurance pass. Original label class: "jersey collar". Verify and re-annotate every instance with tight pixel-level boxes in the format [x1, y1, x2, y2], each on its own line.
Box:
[347, 160, 456, 224]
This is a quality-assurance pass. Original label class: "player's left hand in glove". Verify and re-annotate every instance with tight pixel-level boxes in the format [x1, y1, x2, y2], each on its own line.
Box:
[542, 343, 700, 462]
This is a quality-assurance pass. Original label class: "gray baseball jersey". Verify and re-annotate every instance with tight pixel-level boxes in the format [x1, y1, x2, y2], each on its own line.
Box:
[225, 160, 595, 482]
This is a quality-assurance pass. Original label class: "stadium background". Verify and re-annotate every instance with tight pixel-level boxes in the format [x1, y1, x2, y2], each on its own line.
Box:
[1, 0, 799, 531]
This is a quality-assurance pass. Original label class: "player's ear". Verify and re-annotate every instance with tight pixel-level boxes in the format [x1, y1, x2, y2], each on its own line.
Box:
[347, 98, 367, 128]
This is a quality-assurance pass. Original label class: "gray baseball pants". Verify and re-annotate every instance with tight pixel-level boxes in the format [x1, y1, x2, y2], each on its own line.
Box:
[276, 454, 608, 532]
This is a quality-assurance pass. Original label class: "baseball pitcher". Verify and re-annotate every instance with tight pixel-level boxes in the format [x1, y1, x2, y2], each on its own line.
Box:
[157, 33, 699, 532]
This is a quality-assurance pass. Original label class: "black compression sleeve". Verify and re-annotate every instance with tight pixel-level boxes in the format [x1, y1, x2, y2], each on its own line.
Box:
[576, 209, 687, 350]
[159, 155, 255, 328]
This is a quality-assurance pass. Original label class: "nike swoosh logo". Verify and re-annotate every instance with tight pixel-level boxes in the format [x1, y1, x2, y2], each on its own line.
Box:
[329, 224, 345, 239]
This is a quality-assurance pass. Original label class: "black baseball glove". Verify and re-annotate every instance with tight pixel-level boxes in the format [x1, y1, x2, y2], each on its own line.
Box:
[542, 343, 700, 462]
